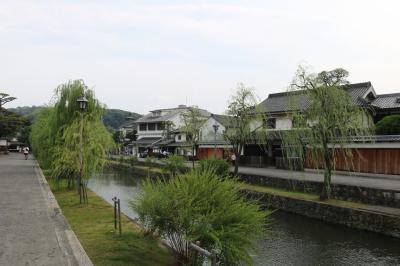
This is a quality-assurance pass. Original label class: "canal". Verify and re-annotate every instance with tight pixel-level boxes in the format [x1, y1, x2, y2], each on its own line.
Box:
[88, 169, 400, 266]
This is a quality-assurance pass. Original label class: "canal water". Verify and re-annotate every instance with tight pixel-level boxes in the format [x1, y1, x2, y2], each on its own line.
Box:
[88, 169, 400, 266]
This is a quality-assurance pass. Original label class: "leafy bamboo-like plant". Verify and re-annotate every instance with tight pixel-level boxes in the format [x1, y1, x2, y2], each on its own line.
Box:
[132, 168, 267, 265]
[281, 66, 373, 200]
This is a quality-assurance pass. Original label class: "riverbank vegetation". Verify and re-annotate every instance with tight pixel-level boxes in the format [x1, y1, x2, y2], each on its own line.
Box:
[132, 165, 268, 265]
[46, 178, 176, 266]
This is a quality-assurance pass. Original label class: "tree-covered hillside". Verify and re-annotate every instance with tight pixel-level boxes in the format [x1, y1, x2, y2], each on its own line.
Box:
[8, 106, 141, 130]
[103, 109, 142, 129]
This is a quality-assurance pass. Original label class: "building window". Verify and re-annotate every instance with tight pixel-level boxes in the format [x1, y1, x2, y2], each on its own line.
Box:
[139, 123, 147, 131]
[157, 122, 165, 130]
[148, 123, 156, 131]
[178, 135, 182, 140]
[264, 118, 276, 129]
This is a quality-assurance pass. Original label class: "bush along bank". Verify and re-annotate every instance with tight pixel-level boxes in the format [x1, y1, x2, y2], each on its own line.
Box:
[241, 184, 400, 238]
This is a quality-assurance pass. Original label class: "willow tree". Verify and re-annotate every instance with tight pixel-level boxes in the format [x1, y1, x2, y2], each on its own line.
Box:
[31, 80, 115, 199]
[224, 83, 268, 175]
[282, 66, 373, 200]
[181, 106, 207, 168]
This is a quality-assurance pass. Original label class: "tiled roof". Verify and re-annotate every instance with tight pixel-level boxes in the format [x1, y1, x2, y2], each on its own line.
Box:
[132, 137, 161, 146]
[135, 107, 211, 123]
[211, 114, 231, 126]
[259, 82, 374, 114]
[371, 93, 400, 110]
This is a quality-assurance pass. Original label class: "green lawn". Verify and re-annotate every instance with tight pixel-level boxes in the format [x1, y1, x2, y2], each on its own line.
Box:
[50, 182, 176, 266]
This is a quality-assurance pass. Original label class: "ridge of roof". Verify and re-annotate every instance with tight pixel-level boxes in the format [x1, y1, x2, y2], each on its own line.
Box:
[343, 81, 372, 89]
[267, 82, 372, 98]
[376, 93, 400, 97]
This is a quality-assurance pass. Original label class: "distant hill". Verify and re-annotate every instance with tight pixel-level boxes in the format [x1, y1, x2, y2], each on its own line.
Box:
[103, 109, 142, 129]
[8, 106, 142, 130]
[7, 106, 43, 122]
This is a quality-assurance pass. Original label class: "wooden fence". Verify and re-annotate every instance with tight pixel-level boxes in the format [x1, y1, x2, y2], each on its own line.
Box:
[305, 148, 400, 175]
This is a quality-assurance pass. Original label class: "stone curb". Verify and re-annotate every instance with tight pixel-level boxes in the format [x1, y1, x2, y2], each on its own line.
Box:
[34, 162, 93, 266]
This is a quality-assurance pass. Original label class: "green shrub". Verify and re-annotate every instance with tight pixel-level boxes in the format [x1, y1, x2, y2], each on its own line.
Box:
[163, 155, 187, 176]
[127, 156, 138, 166]
[144, 156, 156, 167]
[132, 169, 267, 265]
[198, 158, 230, 176]
[375, 115, 400, 135]
[118, 156, 125, 163]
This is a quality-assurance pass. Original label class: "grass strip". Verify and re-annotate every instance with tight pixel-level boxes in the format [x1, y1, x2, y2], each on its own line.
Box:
[240, 183, 367, 209]
[48, 180, 176, 266]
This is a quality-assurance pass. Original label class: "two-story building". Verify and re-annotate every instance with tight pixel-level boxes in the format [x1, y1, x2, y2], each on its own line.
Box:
[130, 105, 232, 159]
[242, 82, 400, 172]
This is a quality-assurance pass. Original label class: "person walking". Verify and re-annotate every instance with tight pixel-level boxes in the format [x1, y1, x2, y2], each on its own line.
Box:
[22, 146, 30, 160]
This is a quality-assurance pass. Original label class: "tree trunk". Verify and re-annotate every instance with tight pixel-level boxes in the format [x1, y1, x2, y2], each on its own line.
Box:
[320, 168, 332, 200]
[320, 146, 332, 201]
[192, 145, 195, 169]
[234, 153, 239, 175]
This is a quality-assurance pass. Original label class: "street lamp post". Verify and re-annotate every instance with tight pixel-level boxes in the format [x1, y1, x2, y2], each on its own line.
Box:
[212, 123, 219, 158]
[77, 96, 88, 204]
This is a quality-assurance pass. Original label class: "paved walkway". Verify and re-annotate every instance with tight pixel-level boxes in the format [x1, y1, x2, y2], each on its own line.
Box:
[0, 153, 92, 266]
[237, 166, 400, 191]
[117, 155, 400, 191]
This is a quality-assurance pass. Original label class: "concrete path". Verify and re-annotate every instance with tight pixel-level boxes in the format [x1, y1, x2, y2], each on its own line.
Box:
[0, 153, 92, 266]
[237, 166, 400, 191]
[116, 155, 400, 191]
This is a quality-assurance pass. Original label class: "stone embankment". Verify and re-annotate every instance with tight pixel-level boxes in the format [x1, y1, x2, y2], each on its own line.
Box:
[243, 189, 400, 238]
[240, 173, 400, 208]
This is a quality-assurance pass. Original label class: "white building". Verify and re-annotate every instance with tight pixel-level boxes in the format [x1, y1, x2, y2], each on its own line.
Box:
[130, 105, 232, 159]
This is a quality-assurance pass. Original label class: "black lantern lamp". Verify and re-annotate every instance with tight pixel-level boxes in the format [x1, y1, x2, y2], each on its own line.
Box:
[77, 96, 88, 111]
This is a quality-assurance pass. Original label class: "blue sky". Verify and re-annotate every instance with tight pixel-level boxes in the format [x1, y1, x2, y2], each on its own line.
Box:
[2, 0, 400, 114]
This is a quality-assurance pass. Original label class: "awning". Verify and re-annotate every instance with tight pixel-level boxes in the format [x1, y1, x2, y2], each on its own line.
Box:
[131, 137, 162, 147]
[156, 139, 175, 146]
[198, 140, 232, 149]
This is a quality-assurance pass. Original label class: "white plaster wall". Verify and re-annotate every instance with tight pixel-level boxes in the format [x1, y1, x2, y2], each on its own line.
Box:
[200, 117, 225, 141]
[175, 133, 187, 142]
[276, 117, 292, 130]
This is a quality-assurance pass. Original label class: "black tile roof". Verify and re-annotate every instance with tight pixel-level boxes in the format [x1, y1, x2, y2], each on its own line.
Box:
[135, 107, 211, 123]
[371, 93, 400, 110]
[211, 113, 231, 126]
[259, 82, 374, 113]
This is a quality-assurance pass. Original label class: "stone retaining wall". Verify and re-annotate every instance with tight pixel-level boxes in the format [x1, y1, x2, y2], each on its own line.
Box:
[243, 189, 400, 238]
[106, 162, 165, 178]
[239, 173, 400, 208]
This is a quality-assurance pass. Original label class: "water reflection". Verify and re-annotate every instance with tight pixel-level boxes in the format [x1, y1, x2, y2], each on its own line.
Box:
[88, 169, 400, 266]
[88, 169, 142, 218]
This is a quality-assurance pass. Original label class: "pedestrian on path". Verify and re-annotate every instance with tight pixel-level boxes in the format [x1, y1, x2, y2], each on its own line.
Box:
[22, 146, 29, 160]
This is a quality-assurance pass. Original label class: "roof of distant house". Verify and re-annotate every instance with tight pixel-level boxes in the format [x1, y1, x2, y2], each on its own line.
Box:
[134, 105, 212, 123]
[259, 82, 400, 114]
[211, 113, 231, 127]
[371, 93, 400, 110]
